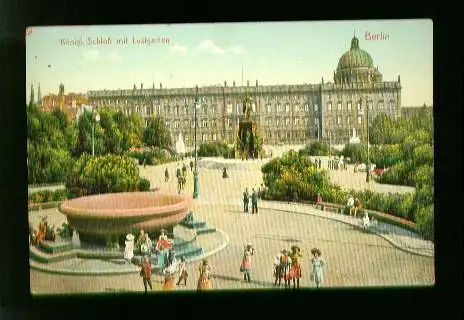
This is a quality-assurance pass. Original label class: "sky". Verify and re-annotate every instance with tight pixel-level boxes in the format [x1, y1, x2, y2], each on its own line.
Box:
[26, 19, 432, 106]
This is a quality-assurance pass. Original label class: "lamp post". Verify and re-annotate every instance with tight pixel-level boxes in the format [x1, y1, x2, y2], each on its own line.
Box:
[365, 74, 374, 183]
[193, 86, 200, 199]
[92, 111, 100, 156]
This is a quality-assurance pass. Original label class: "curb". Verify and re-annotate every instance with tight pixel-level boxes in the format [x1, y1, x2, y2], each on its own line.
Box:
[259, 204, 434, 259]
[29, 228, 230, 276]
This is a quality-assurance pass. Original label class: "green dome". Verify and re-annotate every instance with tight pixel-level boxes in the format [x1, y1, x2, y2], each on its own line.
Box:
[337, 37, 374, 70]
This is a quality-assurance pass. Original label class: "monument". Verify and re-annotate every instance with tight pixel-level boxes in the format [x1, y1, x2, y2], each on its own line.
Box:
[349, 127, 361, 144]
[235, 93, 263, 159]
[175, 133, 186, 155]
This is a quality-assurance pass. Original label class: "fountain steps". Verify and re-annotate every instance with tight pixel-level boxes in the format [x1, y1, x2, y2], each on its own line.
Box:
[29, 246, 77, 264]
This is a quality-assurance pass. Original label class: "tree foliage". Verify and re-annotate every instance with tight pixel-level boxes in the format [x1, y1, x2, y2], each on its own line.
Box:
[142, 116, 173, 151]
[66, 154, 141, 196]
[27, 104, 76, 184]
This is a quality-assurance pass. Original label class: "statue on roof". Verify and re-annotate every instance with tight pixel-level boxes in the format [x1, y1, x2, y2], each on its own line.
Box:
[243, 94, 252, 120]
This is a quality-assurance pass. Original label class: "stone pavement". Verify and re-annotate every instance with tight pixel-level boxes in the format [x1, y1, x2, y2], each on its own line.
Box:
[30, 156, 433, 294]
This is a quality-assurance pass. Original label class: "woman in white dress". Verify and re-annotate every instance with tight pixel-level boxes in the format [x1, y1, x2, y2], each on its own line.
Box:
[310, 248, 326, 288]
[124, 234, 135, 263]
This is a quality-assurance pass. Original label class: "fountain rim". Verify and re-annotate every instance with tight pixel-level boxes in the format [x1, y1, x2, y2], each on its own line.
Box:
[59, 191, 192, 219]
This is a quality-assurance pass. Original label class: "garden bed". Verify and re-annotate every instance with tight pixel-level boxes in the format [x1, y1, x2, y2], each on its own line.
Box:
[297, 200, 418, 233]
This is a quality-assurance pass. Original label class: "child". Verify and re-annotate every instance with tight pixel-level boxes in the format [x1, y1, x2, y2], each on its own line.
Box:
[273, 254, 282, 287]
[176, 256, 188, 286]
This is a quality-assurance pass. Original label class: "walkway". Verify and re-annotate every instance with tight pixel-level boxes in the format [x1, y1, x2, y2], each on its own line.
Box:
[30, 156, 434, 294]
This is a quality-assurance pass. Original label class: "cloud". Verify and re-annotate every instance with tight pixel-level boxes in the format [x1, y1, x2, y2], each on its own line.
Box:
[196, 40, 226, 55]
[229, 45, 245, 55]
[169, 44, 187, 54]
[108, 51, 122, 62]
[81, 49, 100, 61]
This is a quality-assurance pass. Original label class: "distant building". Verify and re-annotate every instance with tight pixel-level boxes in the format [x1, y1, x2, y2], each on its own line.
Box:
[39, 83, 88, 121]
[86, 36, 402, 146]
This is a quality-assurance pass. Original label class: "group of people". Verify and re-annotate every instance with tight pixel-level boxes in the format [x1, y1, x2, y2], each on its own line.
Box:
[346, 195, 363, 217]
[327, 157, 348, 171]
[137, 256, 212, 293]
[239, 243, 326, 289]
[272, 246, 326, 289]
[29, 216, 56, 247]
[243, 188, 259, 214]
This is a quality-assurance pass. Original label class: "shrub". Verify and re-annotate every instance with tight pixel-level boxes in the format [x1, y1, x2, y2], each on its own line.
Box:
[52, 189, 68, 201]
[138, 177, 151, 191]
[415, 205, 434, 240]
[66, 154, 140, 195]
[198, 142, 234, 158]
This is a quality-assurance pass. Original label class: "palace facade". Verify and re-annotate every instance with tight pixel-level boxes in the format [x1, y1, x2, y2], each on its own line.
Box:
[87, 36, 402, 146]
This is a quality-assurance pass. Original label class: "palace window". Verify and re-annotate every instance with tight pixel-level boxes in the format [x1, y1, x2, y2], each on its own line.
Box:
[294, 105, 300, 112]
[304, 104, 309, 112]
[314, 118, 319, 125]
[314, 104, 319, 112]
[252, 103, 256, 113]
[202, 120, 208, 128]
[368, 101, 373, 110]
[267, 118, 271, 126]
[236, 103, 241, 114]
[378, 101, 384, 109]
[286, 132, 291, 139]
[267, 104, 272, 113]
[174, 121, 180, 128]
[267, 132, 272, 139]
[175, 107, 179, 115]
[212, 120, 216, 128]
[347, 116, 351, 125]
[390, 100, 395, 109]
[285, 118, 290, 126]
[227, 118, 232, 128]
[202, 134, 208, 142]
[165, 121, 171, 128]
[276, 118, 280, 127]
[337, 102, 342, 110]
[304, 118, 309, 125]
[213, 133, 217, 141]
[337, 116, 341, 125]
[347, 102, 352, 110]
[328, 102, 332, 111]
[357, 116, 362, 124]
[327, 118, 331, 126]
[294, 118, 299, 126]
[285, 104, 290, 112]
[227, 104, 233, 114]
[277, 105, 282, 112]
[357, 102, 362, 110]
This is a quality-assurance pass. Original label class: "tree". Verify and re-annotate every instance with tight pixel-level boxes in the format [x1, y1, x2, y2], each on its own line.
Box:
[73, 110, 105, 156]
[142, 116, 172, 150]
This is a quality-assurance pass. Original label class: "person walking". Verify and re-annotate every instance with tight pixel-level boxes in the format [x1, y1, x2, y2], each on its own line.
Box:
[243, 188, 250, 213]
[124, 234, 135, 264]
[310, 248, 326, 288]
[251, 188, 258, 214]
[290, 245, 302, 289]
[138, 256, 153, 293]
[165, 167, 169, 182]
[273, 253, 282, 287]
[190, 160, 194, 172]
[280, 249, 292, 290]
[197, 260, 212, 291]
[240, 243, 254, 282]
[176, 256, 188, 286]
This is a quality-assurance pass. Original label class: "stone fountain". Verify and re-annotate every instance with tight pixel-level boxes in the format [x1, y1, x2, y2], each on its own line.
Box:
[59, 191, 192, 247]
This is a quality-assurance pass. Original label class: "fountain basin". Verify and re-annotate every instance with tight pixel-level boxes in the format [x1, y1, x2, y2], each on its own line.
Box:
[59, 191, 192, 238]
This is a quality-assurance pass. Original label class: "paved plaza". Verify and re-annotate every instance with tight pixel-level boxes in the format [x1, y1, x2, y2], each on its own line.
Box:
[29, 156, 433, 294]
